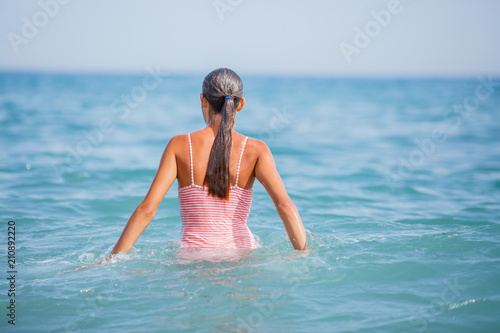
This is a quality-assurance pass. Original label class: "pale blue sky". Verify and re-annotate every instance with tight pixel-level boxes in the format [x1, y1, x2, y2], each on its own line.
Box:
[1, 0, 499, 77]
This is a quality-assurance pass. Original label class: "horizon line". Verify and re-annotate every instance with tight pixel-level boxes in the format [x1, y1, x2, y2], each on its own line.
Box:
[0, 67, 499, 81]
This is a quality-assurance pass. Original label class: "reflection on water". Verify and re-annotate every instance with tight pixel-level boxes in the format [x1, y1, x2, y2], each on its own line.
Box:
[3, 73, 499, 331]
[174, 247, 256, 264]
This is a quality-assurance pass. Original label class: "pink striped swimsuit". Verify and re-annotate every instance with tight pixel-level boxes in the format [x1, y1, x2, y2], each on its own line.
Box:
[177, 133, 256, 249]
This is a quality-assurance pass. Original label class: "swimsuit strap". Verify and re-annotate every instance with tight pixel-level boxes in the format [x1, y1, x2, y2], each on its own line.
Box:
[235, 136, 248, 187]
[187, 133, 194, 185]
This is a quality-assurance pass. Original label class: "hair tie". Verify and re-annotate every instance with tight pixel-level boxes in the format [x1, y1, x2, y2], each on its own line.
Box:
[225, 96, 233, 101]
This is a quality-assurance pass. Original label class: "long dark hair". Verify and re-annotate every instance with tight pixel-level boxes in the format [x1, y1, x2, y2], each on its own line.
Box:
[202, 68, 243, 199]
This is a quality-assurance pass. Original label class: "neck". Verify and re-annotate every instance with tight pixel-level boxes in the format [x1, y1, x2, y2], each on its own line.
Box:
[206, 113, 221, 136]
[206, 110, 235, 137]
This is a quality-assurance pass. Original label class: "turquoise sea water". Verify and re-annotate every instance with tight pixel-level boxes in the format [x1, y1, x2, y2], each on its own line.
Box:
[1, 72, 499, 332]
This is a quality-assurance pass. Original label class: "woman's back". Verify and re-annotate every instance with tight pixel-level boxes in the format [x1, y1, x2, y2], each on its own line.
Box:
[176, 128, 257, 189]
[177, 130, 257, 248]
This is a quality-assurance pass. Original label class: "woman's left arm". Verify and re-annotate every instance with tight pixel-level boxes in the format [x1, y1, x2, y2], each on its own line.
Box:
[107, 136, 179, 257]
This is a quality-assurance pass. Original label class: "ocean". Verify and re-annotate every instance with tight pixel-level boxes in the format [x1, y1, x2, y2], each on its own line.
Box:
[1, 71, 499, 332]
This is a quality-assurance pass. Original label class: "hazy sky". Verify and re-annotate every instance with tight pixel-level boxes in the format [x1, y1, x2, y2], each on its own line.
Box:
[1, 0, 499, 77]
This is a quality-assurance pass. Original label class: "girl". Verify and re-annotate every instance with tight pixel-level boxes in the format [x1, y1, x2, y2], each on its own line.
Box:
[108, 68, 306, 257]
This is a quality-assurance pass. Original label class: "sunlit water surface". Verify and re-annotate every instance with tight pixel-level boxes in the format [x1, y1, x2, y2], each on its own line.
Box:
[1, 73, 499, 332]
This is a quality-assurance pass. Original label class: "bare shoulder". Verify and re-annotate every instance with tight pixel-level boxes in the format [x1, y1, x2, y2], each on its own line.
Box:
[164, 134, 187, 155]
[244, 137, 272, 158]
[169, 133, 188, 145]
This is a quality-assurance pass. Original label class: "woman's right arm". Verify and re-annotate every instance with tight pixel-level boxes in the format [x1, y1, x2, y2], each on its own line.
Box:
[107, 135, 179, 258]
[255, 141, 307, 250]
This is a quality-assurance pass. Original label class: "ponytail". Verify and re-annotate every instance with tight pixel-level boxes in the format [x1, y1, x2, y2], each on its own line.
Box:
[204, 96, 236, 199]
[201, 68, 243, 199]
